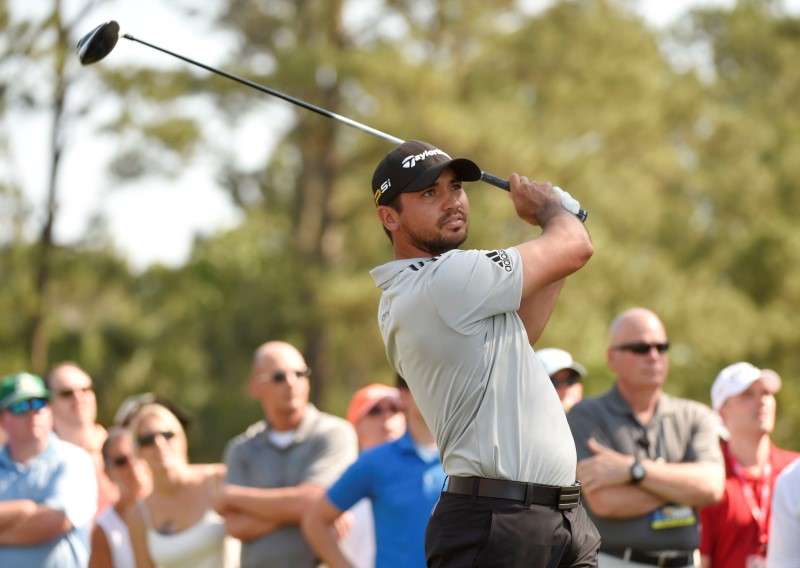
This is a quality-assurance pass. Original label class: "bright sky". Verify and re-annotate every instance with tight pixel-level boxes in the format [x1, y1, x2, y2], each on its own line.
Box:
[7, 0, 793, 269]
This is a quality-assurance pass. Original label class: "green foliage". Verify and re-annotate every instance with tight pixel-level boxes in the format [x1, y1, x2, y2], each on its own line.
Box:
[1, 0, 799, 460]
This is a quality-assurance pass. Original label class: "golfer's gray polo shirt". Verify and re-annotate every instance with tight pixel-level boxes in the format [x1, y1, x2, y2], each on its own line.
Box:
[224, 404, 357, 568]
[567, 385, 723, 552]
[370, 248, 576, 486]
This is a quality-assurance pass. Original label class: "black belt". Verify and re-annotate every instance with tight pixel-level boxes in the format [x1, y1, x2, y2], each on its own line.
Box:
[446, 476, 581, 510]
[601, 547, 694, 567]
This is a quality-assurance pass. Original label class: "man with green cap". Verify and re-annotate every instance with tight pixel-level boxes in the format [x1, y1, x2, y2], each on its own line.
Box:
[0, 371, 97, 567]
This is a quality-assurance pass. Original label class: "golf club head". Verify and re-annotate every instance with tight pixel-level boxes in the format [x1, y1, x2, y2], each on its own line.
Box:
[77, 20, 120, 65]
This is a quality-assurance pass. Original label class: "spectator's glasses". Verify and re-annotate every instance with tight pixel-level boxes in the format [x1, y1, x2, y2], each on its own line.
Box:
[56, 385, 94, 399]
[366, 402, 401, 418]
[259, 368, 312, 384]
[6, 397, 49, 416]
[110, 455, 132, 468]
[613, 342, 670, 355]
[550, 372, 581, 389]
[137, 430, 176, 448]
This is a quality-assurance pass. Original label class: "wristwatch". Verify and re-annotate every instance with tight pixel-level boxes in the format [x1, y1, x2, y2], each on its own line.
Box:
[630, 458, 646, 484]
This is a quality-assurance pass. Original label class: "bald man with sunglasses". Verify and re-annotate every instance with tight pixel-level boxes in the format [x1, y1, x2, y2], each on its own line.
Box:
[567, 308, 725, 567]
[218, 341, 358, 568]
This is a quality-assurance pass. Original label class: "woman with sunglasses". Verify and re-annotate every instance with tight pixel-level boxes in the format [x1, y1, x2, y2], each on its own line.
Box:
[124, 403, 232, 568]
[90, 427, 151, 568]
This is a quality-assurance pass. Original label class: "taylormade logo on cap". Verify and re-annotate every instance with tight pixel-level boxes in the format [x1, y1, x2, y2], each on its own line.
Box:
[401, 148, 450, 169]
[370, 140, 482, 206]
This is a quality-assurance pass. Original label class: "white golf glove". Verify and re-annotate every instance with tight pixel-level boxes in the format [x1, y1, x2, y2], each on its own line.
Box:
[553, 186, 581, 217]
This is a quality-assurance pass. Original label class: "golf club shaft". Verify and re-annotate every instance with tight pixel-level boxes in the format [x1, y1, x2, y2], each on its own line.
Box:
[124, 34, 403, 145]
[123, 34, 587, 221]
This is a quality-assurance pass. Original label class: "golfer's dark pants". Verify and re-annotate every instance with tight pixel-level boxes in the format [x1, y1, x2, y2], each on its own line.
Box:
[426, 492, 601, 568]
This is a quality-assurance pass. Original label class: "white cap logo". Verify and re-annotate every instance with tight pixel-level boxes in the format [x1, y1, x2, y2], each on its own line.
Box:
[401, 148, 450, 169]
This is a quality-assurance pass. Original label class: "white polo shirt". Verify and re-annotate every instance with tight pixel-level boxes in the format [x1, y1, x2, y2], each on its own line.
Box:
[370, 247, 576, 486]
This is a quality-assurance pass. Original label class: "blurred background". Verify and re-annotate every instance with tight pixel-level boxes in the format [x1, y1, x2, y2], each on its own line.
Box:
[1, 0, 799, 460]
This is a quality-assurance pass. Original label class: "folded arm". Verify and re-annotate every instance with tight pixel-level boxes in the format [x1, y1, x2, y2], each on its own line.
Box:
[577, 438, 724, 519]
[218, 483, 324, 525]
[638, 460, 724, 507]
[583, 485, 667, 519]
[222, 510, 281, 541]
[0, 500, 71, 545]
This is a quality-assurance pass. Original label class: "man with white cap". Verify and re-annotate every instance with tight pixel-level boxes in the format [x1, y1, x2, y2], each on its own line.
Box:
[699, 362, 799, 568]
[538, 348, 587, 412]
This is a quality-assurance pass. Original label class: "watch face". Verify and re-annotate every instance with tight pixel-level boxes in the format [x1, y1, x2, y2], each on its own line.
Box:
[631, 462, 646, 482]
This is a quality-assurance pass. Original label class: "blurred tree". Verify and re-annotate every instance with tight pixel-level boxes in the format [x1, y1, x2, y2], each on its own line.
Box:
[0, 0, 115, 372]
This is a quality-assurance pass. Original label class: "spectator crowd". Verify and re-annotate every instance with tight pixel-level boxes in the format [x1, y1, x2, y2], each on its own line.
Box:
[1, 308, 798, 567]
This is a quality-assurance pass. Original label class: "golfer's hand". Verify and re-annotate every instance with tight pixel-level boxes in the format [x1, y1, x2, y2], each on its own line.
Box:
[508, 173, 564, 227]
[576, 437, 635, 491]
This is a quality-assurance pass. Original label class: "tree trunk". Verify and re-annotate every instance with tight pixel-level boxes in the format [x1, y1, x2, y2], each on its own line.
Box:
[29, 0, 69, 373]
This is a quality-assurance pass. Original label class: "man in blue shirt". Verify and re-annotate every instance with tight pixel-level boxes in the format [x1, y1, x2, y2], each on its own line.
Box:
[0, 372, 97, 567]
[303, 376, 445, 568]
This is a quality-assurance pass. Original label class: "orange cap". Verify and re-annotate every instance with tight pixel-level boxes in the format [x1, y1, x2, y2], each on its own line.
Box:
[346, 383, 401, 424]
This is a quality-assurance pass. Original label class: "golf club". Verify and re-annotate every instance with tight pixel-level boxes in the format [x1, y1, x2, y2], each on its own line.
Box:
[77, 21, 587, 221]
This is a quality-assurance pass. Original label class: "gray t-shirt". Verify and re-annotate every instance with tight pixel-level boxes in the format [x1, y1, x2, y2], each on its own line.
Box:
[370, 248, 576, 486]
[567, 385, 723, 552]
[224, 405, 358, 568]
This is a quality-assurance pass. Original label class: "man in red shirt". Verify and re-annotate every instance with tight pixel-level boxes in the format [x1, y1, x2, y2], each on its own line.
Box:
[700, 362, 799, 568]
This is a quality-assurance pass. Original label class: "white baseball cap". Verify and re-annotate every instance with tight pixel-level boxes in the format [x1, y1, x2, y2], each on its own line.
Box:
[537, 348, 587, 378]
[710, 362, 781, 411]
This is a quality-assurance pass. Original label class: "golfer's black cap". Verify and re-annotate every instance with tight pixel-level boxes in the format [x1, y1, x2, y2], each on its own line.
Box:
[371, 140, 482, 206]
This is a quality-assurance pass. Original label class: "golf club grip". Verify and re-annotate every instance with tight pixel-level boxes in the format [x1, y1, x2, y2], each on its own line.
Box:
[480, 172, 509, 190]
[480, 172, 588, 223]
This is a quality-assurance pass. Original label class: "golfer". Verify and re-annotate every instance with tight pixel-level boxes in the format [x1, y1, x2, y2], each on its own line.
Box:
[369, 140, 600, 567]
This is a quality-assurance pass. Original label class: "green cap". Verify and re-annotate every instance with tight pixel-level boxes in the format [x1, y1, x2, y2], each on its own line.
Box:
[0, 372, 49, 410]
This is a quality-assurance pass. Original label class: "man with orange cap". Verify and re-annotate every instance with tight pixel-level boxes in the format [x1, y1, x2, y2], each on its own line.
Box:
[304, 376, 444, 568]
[347, 383, 406, 452]
[338, 383, 407, 568]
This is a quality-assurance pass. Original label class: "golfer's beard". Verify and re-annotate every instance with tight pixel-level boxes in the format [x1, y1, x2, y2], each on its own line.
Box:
[409, 226, 468, 256]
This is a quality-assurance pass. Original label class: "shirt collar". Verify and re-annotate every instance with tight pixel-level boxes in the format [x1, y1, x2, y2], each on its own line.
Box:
[370, 257, 431, 289]
[607, 383, 676, 421]
[0, 433, 57, 469]
[260, 404, 320, 448]
[395, 430, 416, 454]
[395, 431, 439, 463]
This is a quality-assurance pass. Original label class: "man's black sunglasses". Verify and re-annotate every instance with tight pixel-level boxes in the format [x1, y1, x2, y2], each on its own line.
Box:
[613, 342, 670, 355]
[260, 368, 312, 384]
[366, 402, 401, 418]
[57, 385, 94, 399]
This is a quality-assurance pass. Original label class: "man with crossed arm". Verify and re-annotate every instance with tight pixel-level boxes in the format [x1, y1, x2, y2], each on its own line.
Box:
[217, 341, 358, 568]
[568, 308, 724, 567]
[0, 372, 97, 567]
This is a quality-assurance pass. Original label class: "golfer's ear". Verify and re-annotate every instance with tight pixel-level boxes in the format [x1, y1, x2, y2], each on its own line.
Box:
[377, 206, 400, 232]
